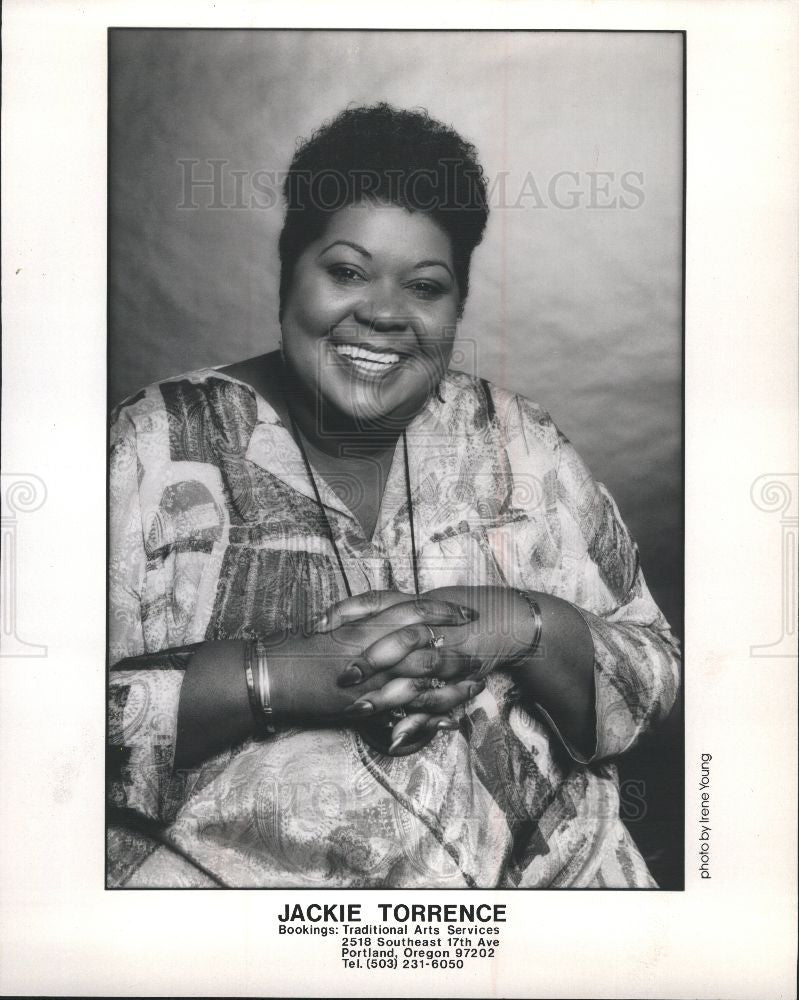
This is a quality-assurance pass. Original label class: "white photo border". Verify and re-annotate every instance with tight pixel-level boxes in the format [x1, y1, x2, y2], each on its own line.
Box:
[1, 2, 796, 998]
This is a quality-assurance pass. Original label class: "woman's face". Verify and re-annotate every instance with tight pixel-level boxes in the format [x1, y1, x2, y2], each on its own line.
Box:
[280, 201, 461, 433]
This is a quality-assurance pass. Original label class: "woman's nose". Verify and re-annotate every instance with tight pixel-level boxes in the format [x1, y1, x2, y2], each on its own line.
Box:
[353, 281, 411, 331]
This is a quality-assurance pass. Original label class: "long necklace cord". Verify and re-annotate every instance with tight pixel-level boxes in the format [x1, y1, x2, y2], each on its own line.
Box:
[287, 407, 353, 599]
[402, 429, 421, 596]
[285, 407, 420, 599]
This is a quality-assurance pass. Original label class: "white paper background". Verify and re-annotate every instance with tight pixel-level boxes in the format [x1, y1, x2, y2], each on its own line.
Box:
[1, 1, 796, 997]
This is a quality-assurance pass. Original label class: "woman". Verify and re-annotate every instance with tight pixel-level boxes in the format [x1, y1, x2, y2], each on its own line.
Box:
[108, 103, 680, 888]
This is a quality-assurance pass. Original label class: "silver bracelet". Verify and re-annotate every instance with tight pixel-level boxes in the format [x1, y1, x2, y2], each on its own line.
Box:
[248, 639, 276, 735]
[516, 590, 543, 659]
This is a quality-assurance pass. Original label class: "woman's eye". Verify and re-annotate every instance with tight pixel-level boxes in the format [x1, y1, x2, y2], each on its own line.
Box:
[407, 280, 444, 299]
[328, 265, 364, 284]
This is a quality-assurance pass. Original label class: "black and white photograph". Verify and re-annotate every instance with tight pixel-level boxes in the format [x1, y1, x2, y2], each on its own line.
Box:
[1, 2, 797, 997]
[107, 29, 684, 891]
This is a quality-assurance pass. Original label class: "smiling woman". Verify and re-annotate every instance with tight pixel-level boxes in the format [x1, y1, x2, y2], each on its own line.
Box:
[278, 202, 459, 441]
[107, 103, 680, 888]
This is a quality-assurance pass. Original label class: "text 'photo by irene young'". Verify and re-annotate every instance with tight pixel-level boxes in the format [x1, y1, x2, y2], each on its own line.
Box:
[107, 29, 684, 890]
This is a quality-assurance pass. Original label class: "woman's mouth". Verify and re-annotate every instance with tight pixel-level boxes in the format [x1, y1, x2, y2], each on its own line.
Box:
[331, 342, 403, 377]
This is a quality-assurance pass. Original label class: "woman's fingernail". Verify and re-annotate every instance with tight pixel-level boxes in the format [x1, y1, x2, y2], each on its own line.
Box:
[389, 734, 409, 753]
[458, 605, 479, 621]
[342, 700, 374, 717]
[338, 663, 364, 687]
[469, 681, 486, 698]
[437, 719, 458, 731]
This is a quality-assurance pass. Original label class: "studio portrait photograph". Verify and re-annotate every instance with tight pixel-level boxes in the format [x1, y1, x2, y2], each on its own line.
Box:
[106, 28, 684, 891]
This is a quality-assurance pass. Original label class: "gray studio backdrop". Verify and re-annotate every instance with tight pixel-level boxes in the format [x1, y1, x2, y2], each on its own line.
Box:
[109, 30, 683, 637]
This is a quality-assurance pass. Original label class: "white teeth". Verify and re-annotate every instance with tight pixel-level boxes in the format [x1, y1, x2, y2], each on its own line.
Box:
[333, 343, 401, 367]
[349, 358, 393, 374]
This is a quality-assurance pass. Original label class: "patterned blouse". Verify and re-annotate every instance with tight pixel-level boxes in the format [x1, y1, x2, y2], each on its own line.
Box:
[108, 366, 680, 888]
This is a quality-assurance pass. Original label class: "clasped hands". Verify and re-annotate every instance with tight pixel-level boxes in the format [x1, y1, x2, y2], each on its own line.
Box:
[287, 586, 539, 756]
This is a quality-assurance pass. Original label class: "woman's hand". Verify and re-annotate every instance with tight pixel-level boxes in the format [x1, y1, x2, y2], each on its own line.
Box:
[320, 586, 536, 687]
[315, 589, 520, 755]
[267, 595, 481, 725]
[418, 586, 598, 760]
[419, 586, 539, 676]
[311, 590, 490, 754]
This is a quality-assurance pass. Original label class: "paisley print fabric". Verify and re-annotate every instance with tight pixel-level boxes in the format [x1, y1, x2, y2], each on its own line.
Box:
[107, 367, 680, 888]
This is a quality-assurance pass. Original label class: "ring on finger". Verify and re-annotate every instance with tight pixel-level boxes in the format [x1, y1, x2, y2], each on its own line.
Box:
[425, 624, 445, 649]
[429, 677, 447, 689]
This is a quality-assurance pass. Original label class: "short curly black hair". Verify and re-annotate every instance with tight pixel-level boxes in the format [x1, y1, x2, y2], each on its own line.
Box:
[278, 103, 489, 318]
